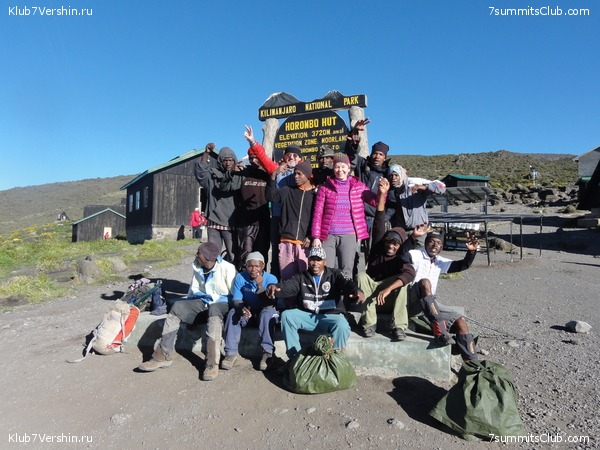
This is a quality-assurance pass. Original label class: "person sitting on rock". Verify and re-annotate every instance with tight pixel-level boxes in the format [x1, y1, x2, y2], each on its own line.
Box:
[356, 177, 426, 341]
[408, 230, 480, 361]
[137, 241, 237, 381]
[266, 247, 365, 360]
[221, 252, 279, 372]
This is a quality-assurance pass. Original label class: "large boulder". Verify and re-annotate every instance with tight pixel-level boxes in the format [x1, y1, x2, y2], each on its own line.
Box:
[76, 256, 102, 284]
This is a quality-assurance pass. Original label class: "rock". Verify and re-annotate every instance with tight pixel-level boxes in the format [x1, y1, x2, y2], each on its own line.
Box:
[565, 320, 591, 333]
[345, 420, 360, 429]
[387, 418, 405, 429]
[306, 407, 316, 414]
[488, 237, 516, 253]
[107, 257, 127, 273]
[110, 413, 131, 426]
[76, 257, 103, 284]
[507, 340, 520, 348]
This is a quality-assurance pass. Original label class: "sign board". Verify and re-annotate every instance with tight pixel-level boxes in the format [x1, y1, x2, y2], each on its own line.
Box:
[259, 94, 367, 121]
[273, 110, 349, 163]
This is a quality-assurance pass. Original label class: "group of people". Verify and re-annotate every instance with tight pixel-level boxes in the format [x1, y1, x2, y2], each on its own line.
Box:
[137, 120, 480, 380]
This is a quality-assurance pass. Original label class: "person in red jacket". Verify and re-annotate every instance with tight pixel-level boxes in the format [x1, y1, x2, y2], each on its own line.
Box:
[189, 208, 204, 240]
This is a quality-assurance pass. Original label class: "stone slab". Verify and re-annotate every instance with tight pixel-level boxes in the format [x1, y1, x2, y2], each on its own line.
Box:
[128, 311, 454, 382]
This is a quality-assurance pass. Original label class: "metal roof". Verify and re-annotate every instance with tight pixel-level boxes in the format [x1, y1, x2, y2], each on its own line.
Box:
[445, 173, 490, 181]
[71, 208, 126, 225]
[120, 149, 203, 190]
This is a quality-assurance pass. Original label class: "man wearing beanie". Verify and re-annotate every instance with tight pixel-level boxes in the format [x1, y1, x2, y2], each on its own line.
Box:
[313, 144, 334, 185]
[220, 126, 272, 271]
[408, 231, 480, 361]
[357, 177, 425, 341]
[138, 241, 237, 381]
[243, 125, 302, 278]
[195, 143, 238, 263]
[266, 159, 316, 282]
[344, 120, 394, 260]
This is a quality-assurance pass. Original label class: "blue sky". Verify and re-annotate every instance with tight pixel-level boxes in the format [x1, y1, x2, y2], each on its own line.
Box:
[1, 0, 598, 190]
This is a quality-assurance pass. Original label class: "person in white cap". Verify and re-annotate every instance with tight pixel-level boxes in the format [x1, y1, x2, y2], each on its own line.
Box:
[221, 252, 279, 372]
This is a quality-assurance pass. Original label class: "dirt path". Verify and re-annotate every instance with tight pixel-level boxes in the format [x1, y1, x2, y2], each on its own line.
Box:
[1, 215, 598, 449]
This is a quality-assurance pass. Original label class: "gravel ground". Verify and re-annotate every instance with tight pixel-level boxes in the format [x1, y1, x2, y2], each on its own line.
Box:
[1, 205, 598, 449]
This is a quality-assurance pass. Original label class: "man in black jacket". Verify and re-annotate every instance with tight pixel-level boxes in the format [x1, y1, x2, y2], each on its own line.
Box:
[220, 151, 271, 271]
[356, 177, 426, 341]
[194, 144, 237, 262]
[266, 247, 364, 359]
[265, 160, 316, 282]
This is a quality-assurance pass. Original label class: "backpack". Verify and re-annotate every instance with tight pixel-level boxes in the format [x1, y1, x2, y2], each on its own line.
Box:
[121, 278, 162, 312]
[67, 300, 140, 363]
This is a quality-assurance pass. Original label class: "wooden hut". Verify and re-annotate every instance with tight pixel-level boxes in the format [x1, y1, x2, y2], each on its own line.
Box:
[120, 150, 204, 243]
[71, 208, 126, 242]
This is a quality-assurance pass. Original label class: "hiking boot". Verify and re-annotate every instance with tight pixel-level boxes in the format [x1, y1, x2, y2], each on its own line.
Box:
[202, 364, 219, 381]
[391, 328, 407, 342]
[432, 333, 455, 346]
[363, 326, 376, 338]
[220, 354, 238, 370]
[137, 348, 172, 372]
[259, 352, 272, 371]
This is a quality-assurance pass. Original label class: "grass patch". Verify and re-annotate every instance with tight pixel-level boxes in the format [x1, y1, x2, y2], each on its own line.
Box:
[0, 223, 193, 305]
[440, 272, 462, 280]
[0, 274, 69, 305]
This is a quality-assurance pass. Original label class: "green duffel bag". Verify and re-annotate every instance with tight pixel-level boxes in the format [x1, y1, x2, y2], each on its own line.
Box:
[285, 335, 357, 394]
[430, 359, 524, 441]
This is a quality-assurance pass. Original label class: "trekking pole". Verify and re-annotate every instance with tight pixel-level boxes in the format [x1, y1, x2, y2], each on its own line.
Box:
[465, 316, 526, 341]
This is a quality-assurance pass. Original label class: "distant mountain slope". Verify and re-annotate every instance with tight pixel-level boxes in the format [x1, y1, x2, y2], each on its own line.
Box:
[389, 150, 577, 188]
[0, 175, 135, 236]
[0, 151, 579, 236]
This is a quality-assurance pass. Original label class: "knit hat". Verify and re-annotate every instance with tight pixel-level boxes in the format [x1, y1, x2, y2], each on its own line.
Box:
[295, 161, 313, 179]
[332, 152, 350, 167]
[308, 247, 327, 260]
[218, 147, 237, 163]
[371, 141, 389, 156]
[318, 145, 335, 158]
[426, 229, 445, 243]
[246, 251, 265, 263]
[284, 145, 302, 157]
[196, 241, 221, 262]
[384, 227, 408, 244]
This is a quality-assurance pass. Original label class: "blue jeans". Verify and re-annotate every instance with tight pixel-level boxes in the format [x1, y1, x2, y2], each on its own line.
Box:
[224, 305, 279, 355]
[280, 309, 350, 358]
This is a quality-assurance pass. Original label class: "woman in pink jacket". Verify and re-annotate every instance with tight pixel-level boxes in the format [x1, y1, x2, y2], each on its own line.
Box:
[312, 153, 379, 279]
